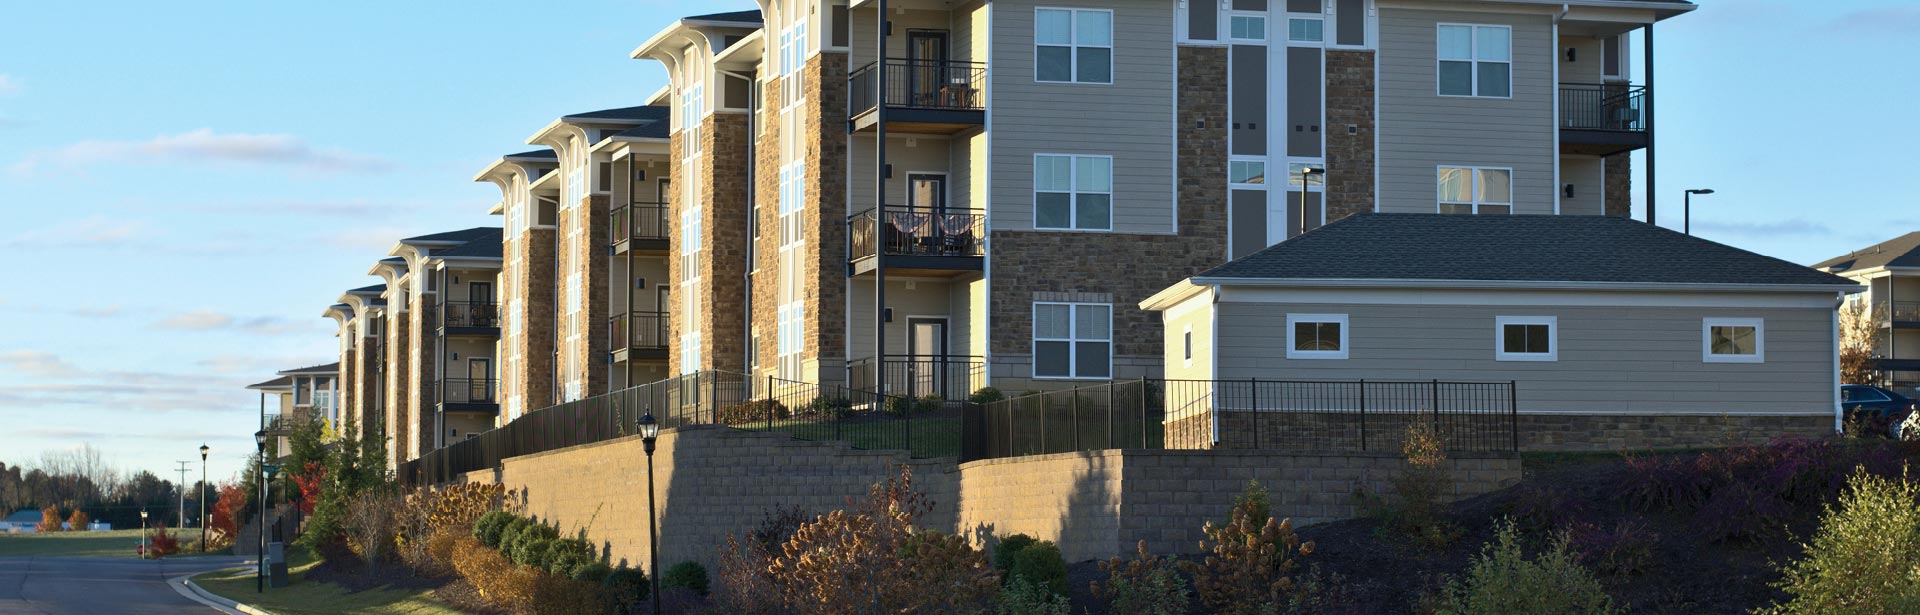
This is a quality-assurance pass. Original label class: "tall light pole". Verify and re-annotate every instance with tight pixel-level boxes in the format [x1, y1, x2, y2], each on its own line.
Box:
[140, 510, 148, 557]
[175, 461, 191, 531]
[1684, 188, 1713, 235]
[636, 413, 661, 615]
[255, 430, 267, 594]
[199, 444, 210, 552]
[1299, 166, 1324, 238]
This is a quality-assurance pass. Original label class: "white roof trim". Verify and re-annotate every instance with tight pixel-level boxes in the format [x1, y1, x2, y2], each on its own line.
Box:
[1183, 276, 1864, 295]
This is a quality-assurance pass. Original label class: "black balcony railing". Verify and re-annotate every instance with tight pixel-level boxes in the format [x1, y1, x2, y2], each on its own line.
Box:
[611, 310, 670, 352]
[850, 58, 987, 117]
[849, 206, 986, 263]
[440, 301, 500, 329]
[849, 355, 987, 401]
[438, 378, 498, 405]
[1560, 83, 1647, 132]
[1891, 301, 1920, 323]
[611, 202, 669, 246]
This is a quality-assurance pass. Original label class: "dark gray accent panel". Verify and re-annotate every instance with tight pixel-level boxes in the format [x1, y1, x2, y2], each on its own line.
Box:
[1188, 0, 1219, 41]
[833, 4, 850, 47]
[1284, 190, 1323, 238]
[1336, 0, 1365, 46]
[1231, 45, 1267, 157]
[1286, 47, 1322, 158]
[724, 74, 751, 109]
[1287, 0, 1319, 13]
[1233, 0, 1268, 11]
[1231, 189, 1268, 259]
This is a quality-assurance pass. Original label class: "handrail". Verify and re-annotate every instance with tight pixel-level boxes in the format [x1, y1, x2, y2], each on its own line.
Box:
[437, 378, 498, 405]
[850, 58, 988, 117]
[439, 301, 501, 329]
[611, 201, 670, 245]
[1559, 83, 1647, 132]
[610, 310, 670, 351]
[848, 205, 986, 261]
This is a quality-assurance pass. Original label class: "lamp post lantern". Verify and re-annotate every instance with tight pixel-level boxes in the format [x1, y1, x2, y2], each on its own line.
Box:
[199, 444, 209, 552]
[1684, 188, 1714, 235]
[636, 413, 661, 615]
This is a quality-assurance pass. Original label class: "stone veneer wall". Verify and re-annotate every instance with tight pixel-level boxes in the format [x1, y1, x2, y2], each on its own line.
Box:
[1603, 154, 1631, 217]
[750, 76, 781, 377]
[353, 321, 380, 439]
[456, 426, 1520, 569]
[571, 193, 611, 397]
[384, 303, 410, 468]
[408, 288, 435, 461]
[669, 115, 752, 374]
[988, 47, 1229, 376]
[1324, 50, 1376, 223]
[507, 228, 558, 416]
[338, 336, 356, 437]
[802, 53, 850, 385]
[1516, 413, 1831, 451]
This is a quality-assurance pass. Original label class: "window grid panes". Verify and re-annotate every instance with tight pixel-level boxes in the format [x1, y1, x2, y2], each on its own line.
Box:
[1437, 24, 1511, 97]
[1286, 314, 1348, 359]
[1229, 159, 1267, 186]
[1033, 302, 1113, 379]
[1288, 18, 1323, 42]
[1036, 8, 1113, 84]
[1230, 15, 1266, 41]
[1034, 154, 1113, 230]
[1437, 166, 1512, 214]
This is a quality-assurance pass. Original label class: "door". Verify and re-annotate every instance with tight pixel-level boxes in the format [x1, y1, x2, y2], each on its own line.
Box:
[907, 30, 950, 106]
[906, 318, 949, 399]
[468, 281, 494, 327]
[906, 174, 947, 254]
[467, 358, 492, 403]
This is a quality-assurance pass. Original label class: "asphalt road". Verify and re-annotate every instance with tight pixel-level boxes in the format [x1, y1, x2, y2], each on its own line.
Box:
[0, 556, 250, 615]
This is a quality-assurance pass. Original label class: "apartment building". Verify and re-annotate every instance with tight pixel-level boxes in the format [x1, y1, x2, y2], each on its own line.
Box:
[392, 227, 506, 449]
[631, 0, 1686, 398]
[333, 283, 387, 439]
[1816, 232, 1920, 392]
[248, 363, 340, 457]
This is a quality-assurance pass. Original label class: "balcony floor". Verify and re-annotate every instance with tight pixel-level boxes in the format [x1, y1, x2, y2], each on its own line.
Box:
[849, 254, 984, 277]
[851, 107, 984, 135]
[1560, 129, 1649, 156]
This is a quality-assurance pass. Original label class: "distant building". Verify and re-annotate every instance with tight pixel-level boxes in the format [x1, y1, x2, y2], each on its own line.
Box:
[1, 510, 42, 533]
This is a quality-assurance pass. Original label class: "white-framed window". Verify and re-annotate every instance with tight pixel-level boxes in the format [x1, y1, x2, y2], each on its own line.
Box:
[681, 331, 702, 374]
[564, 136, 584, 207]
[1437, 166, 1512, 214]
[1229, 14, 1266, 42]
[779, 161, 805, 248]
[1289, 162, 1326, 190]
[1229, 158, 1267, 187]
[680, 80, 704, 157]
[1035, 8, 1113, 84]
[1034, 154, 1112, 230]
[1495, 316, 1557, 362]
[1182, 324, 1194, 368]
[1033, 302, 1112, 379]
[1286, 313, 1348, 360]
[1703, 318, 1764, 363]
[777, 302, 804, 379]
[680, 208, 702, 281]
[1288, 17, 1323, 43]
[779, 10, 808, 109]
[1437, 24, 1511, 98]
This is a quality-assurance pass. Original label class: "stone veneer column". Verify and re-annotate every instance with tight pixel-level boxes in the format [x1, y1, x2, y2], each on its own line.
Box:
[338, 340, 355, 437]
[669, 115, 752, 374]
[988, 47, 1229, 371]
[802, 53, 850, 384]
[408, 288, 435, 461]
[584, 194, 610, 395]
[750, 77, 783, 378]
[1325, 50, 1376, 223]
[504, 228, 558, 418]
[352, 323, 377, 438]
[1603, 154, 1631, 217]
[384, 303, 410, 469]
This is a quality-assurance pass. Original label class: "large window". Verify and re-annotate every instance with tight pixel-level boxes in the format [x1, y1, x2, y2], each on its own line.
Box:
[1438, 166, 1512, 214]
[1704, 318, 1764, 363]
[1495, 316, 1556, 362]
[681, 331, 701, 374]
[1033, 302, 1112, 379]
[777, 303, 804, 379]
[679, 209, 702, 281]
[779, 11, 807, 109]
[779, 161, 805, 247]
[1286, 313, 1348, 360]
[1034, 154, 1113, 230]
[1035, 8, 1113, 84]
[1437, 24, 1511, 97]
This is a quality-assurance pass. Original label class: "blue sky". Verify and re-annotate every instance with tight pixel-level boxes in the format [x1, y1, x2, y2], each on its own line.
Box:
[0, 0, 1913, 483]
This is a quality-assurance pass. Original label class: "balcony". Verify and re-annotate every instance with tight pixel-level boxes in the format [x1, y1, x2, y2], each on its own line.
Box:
[612, 202, 669, 253]
[849, 355, 987, 401]
[1891, 302, 1920, 328]
[437, 378, 498, 413]
[439, 300, 500, 334]
[1559, 83, 1648, 155]
[611, 310, 669, 361]
[849, 59, 986, 135]
[848, 206, 985, 276]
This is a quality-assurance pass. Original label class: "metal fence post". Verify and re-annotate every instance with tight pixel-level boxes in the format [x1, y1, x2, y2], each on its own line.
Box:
[767, 375, 776, 433]
[1106, 382, 1115, 450]
[1431, 379, 1442, 435]
[1248, 378, 1259, 450]
[1358, 379, 1368, 451]
[1509, 380, 1520, 452]
[1071, 387, 1080, 452]
[1140, 377, 1149, 449]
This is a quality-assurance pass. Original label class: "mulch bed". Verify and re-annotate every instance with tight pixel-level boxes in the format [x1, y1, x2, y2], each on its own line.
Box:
[305, 555, 507, 614]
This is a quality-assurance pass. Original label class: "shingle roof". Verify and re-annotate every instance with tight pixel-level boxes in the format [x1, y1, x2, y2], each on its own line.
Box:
[1810, 232, 1920, 274]
[505, 149, 556, 160]
[347, 284, 385, 295]
[3, 510, 43, 523]
[278, 362, 339, 376]
[436, 228, 504, 259]
[564, 105, 669, 124]
[402, 226, 499, 244]
[614, 121, 669, 140]
[1197, 214, 1856, 288]
[246, 375, 293, 391]
[686, 10, 762, 24]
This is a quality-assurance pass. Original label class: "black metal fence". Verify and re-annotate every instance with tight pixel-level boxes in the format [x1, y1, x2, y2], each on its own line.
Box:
[848, 355, 986, 401]
[610, 310, 670, 352]
[850, 58, 988, 116]
[612, 202, 669, 245]
[966, 378, 1518, 462]
[1559, 83, 1647, 132]
[440, 301, 500, 329]
[848, 206, 986, 263]
[726, 376, 961, 460]
[437, 378, 497, 405]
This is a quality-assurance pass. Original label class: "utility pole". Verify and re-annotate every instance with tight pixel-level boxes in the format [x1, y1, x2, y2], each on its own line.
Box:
[174, 461, 192, 529]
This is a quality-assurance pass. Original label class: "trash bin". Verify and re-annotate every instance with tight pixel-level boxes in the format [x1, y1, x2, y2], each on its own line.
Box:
[267, 542, 289, 588]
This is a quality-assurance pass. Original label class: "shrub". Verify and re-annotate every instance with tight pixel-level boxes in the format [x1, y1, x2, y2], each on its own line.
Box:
[473, 510, 515, 547]
[720, 398, 791, 426]
[416, 527, 465, 578]
[998, 576, 1070, 615]
[1009, 541, 1068, 596]
[1226, 479, 1272, 527]
[453, 534, 534, 607]
[1759, 469, 1920, 614]
[35, 506, 60, 532]
[146, 524, 182, 558]
[883, 395, 939, 416]
[803, 396, 854, 419]
[570, 561, 613, 585]
[1284, 567, 1369, 615]
[663, 560, 710, 596]
[530, 571, 608, 615]
[514, 537, 554, 568]
[344, 488, 404, 574]
[603, 564, 651, 611]
[970, 386, 1007, 405]
[1567, 520, 1657, 577]
[497, 516, 533, 554]
[206, 483, 244, 549]
[1435, 519, 1618, 615]
[64, 510, 89, 531]
[1507, 483, 1587, 531]
[717, 533, 782, 615]
[995, 533, 1039, 572]
[1092, 541, 1191, 615]
[1183, 490, 1315, 615]
[1357, 423, 1460, 548]
[751, 504, 810, 552]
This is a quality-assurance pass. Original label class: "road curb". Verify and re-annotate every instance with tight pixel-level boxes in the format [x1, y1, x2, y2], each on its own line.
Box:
[174, 568, 274, 615]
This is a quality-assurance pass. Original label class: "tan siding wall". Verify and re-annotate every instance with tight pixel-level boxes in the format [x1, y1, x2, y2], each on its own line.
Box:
[1377, 8, 1556, 214]
[1560, 155, 1603, 215]
[990, 0, 1176, 233]
[1162, 297, 1213, 382]
[1213, 300, 1836, 415]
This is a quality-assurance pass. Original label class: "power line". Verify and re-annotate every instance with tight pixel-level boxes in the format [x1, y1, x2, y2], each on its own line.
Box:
[175, 461, 192, 528]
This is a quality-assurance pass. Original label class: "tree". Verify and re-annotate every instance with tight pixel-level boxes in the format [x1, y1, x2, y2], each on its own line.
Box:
[35, 506, 61, 532]
[65, 509, 90, 532]
[207, 483, 246, 549]
[1840, 299, 1888, 385]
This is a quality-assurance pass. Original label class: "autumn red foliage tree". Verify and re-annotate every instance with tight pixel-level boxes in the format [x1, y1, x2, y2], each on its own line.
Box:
[207, 483, 245, 549]
[292, 462, 325, 514]
[35, 506, 61, 532]
[65, 509, 89, 532]
[147, 523, 181, 558]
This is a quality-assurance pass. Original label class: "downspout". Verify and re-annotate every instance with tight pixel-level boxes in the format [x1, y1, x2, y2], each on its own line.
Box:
[1835, 291, 1845, 433]
[874, 0, 890, 408]
[740, 70, 757, 388]
[1209, 284, 1221, 448]
[1643, 23, 1656, 225]
[625, 157, 635, 390]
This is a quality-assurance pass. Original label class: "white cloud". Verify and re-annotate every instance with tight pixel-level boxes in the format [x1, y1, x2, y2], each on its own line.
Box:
[0, 350, 80, 378]
[317, 226, 412, 251]
[9, 128, 392, 176]
[156, 310, 315, 336]
[0, 74, 18, 96]
[0, 215, 150, 248]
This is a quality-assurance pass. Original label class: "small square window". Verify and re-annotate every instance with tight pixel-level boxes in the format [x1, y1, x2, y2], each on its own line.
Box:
[1288, 18, 1323, 42]
[1286, 314, 1348, 359]
[1495, 316, 1556, 362]
[1230, 160, 1266, 185]
[1231, 15, 1266, 41]
[1704, 318, 1764, 363]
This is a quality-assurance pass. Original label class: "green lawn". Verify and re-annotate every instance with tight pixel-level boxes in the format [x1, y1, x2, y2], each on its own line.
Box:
[0, 528, 208, 558]
[192, 548, 465, 615]
[743, 415, 964, 459]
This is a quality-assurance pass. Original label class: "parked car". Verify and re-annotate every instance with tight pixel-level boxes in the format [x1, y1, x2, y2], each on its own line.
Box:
[1840, 384, 1919, 439]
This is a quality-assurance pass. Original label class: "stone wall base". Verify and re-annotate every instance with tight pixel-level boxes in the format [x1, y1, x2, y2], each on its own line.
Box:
[1170, 411, 1835, 453]
[1516, 413, 1833, 452]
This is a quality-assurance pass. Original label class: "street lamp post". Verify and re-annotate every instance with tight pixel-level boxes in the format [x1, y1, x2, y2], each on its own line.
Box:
[255, 430, 267, 594]
[1684, 188, 1714, 235]
[1299, 166, 1324, 238]
[199, 444, 209, 552]
[636, 413, 661, 615]
[140, 510, 148, 558]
